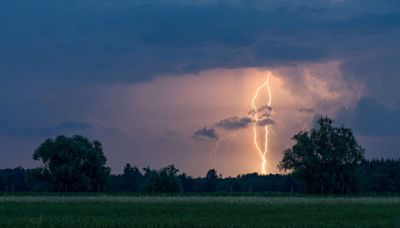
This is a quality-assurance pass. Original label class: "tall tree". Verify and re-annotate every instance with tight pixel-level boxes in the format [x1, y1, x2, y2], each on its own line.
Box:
[33, 135, 110, 192]
[278, 117, 365, 194]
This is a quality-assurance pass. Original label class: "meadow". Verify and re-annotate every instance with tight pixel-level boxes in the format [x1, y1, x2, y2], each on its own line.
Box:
[0, 195, 400, 227]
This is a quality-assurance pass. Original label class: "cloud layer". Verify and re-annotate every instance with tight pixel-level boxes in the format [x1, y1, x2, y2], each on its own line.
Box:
[1, 0, 399, 83]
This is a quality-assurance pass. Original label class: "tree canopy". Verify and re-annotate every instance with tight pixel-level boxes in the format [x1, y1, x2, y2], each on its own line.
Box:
[278, 116, 365, 194]
[33, 135, 110, 192]
[140, 165, 180, 192]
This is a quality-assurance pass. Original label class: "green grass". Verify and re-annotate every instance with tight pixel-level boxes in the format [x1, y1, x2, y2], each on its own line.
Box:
[0, 196, 400, 227]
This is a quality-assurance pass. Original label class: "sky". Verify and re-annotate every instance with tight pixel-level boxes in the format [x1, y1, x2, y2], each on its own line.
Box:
[1, 0, 400, 177]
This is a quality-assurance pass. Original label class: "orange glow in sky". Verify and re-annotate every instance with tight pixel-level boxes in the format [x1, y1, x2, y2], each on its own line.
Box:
[118, 62, 361, 176]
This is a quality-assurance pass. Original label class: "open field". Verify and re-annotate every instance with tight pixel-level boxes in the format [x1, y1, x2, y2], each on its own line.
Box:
[1, 196, 400, 227]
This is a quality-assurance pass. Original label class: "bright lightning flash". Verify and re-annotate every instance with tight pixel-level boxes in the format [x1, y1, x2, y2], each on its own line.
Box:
[251, 71, 272, 175]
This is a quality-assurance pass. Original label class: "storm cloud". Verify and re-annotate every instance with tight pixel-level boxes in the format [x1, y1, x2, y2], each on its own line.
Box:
[257, 118, 276, 127]
[337, 98, 400, 137]
[1, 0, 399, 83]
[192, 127, 219, 140]
[216, 117, 253, 130]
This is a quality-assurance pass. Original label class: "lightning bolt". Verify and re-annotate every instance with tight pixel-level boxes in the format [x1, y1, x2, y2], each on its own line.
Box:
[204, 131, 238, 168]
[251, 71, 272, 175]
[207, 131, 238, 155]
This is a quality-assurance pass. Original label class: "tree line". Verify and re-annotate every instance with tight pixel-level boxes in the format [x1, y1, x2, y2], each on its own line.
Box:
[1, 117, 399, 194]
[1, 160, 400, 194]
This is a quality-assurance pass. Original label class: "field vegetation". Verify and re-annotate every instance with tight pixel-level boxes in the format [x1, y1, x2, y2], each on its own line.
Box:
[0, 196, 400, 227]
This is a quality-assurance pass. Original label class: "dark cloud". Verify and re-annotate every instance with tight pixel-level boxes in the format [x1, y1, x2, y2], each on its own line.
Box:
[249, 106, 272, 117]
[214, 110, 274, 132]
[257, 118, 276, 127]
[216, 117, 253, 130]
[258, 106, 273, 118]
[1, 0, 400, 83]
[336, 98, 400, 137]
[192, 127, 218, 140]
[340, 54, 400, 102]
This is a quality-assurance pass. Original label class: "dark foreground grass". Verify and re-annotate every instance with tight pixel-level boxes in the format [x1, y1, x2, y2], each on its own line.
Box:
[0, 196, 399, 227]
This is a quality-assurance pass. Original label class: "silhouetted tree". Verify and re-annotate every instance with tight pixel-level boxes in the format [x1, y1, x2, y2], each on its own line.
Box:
[140, 165, 180, 192]
[278, 116, 365, 194]
[4, 160, 400, 193]
[26, 168, 53, 192]
[204, 169, 219, 192]
[120, 163, 143, 191]
[178, 173, 194, 193]
[0, 167, 28, 192]
[158, 165, 180, 192]
[33, 135, 110, 192]
[217, 177, 242, 193]
[358, 159, 400, 193]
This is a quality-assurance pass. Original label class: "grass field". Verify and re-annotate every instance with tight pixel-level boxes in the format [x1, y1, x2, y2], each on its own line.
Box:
[0, 196, 400, 227]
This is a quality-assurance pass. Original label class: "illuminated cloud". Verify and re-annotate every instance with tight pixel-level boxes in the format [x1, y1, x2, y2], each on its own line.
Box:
[257, 105, 272, 113]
